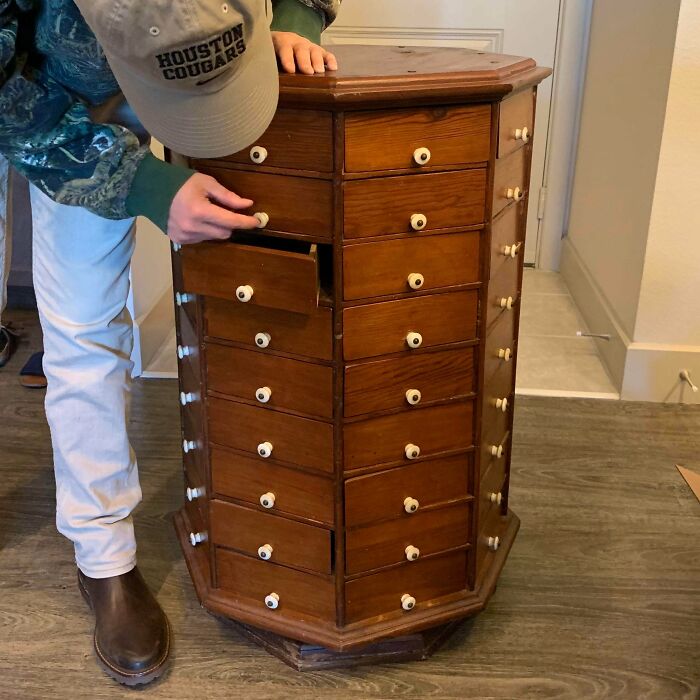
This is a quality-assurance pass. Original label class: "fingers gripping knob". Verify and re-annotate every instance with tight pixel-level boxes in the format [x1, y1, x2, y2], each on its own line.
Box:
[405, 389, 422, 406]
[413, 147, 432, 166]
[406, 331, 423, 349]
[407, 272, 425, 290]
[260, 492, 276, 509]
[257, 441, 273, 458]
[258, 544, 274, 560]
[401, 594, 416, 611]
[410, 213, 427, 231]
[256, 386, 272, 404]
[254, 212, 270, 229]
[405, 545, 420, 561]
[405, 443, 421, 460]
[404, 497, 420, 514]
[236, 285, 254, 303]
[264, 592, 280, 609]
[250, 146, 268, 164]
[255, 332, 271, 348]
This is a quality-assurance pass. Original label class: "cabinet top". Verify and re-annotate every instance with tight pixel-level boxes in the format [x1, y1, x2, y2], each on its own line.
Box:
[278, 44, 551, 109]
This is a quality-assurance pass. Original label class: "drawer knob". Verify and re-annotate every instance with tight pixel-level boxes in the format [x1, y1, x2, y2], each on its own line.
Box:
[490, 444, 504, 458]
[175, 292, 195, 307]
[490, 491, 503, 505]
[260, 492, 276, 509]
[258, 544, 274, 561]
[401, 594, 416, 611]
[406, 331, 423, 349]
[498, 347, 513, 362]
[410, 213, 428, 231]
[183, 439, 197, 454]
[189, 531, 208, 547]
[177, 344, 194, 360]
[264, 592, 280, 609]
[255, 331, 272, 348]
[236, 285, 254, 302]
[503, 243, 522, 258]
[499, 296, 514, 310]
[405, 545, 421, 561]
[254, 211, 270, 229]
[515, 127, 530, 143]
[488, 536, 500, 551]
[407, 272, 425, 290]
[405, 389, 422, 406]
[405, 443, 421, 460]
[250, 145, 268, 164]
[413, 147, 432, 166]
[257, 441, 273, 459]
[180, 391, 198, 406]
[404, 497, 420, 514]
[506, 187, 524, 202]
[186, 486, 205, 501]
[495, 397, 509, 413]
[256, 386, 272, 404]
[172, 242, 182, 252]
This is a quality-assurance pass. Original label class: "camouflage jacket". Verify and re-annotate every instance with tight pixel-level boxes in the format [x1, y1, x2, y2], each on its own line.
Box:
[0, 0, 340, 223]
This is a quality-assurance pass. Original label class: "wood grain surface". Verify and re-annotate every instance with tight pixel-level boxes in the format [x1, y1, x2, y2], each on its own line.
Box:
[1, 309, 699, 699]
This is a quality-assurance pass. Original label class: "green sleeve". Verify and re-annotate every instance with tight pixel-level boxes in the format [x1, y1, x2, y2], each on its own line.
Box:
[271, 0, 324, 44]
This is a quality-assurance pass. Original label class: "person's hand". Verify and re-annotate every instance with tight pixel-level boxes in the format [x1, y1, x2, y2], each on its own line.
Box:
[271, 31, 338, 75]
[167, 173, 260, 244]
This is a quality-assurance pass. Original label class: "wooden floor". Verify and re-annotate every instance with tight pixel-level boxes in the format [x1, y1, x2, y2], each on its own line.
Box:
[1, 309, 699, 699]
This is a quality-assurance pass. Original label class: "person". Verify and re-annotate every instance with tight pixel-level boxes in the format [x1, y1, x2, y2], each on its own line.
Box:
[0, 0, 340, 687]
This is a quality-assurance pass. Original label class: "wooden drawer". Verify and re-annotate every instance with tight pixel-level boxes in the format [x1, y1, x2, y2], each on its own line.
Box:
[345, 454, 472, 527]
[204, 297, 333, 361]
[493, 147, 528, 218]
[206, 344, 333, 419]
[485, 253, 521, 331]
[217, 548, 335, 621]
[479, 442, 508, 530]
[211, 445, 334, 525]
[213, 109, 333, 172]
[343, 291, 478, 362]
[210, 500, 332, 575]
[345, 105, 491, 172]
[343, 231, 480, 300]
[346, 502, 471, 575]
[498, 89, 535, 159]
[344, 170, 487, 239]
[345, 550, 467, 624]
[194, 169, 334, 239]
[208, 397, 334, 474]
[181, 236, 319, 315]
[344, 347, 476, 418]
[490, 201, 525, 283]
[483, 309, 517, 384]
[482, 365, 515, 455]
[344, 401, 474, 472]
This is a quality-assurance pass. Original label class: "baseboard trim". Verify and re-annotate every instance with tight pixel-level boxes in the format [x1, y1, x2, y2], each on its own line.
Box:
[516, 387, 619, 400]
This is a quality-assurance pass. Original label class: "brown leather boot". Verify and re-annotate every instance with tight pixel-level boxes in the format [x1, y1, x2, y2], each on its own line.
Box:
[77, 566, 171, 686]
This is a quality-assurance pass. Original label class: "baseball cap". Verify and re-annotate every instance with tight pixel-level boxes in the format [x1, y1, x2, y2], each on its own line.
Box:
[75, 0, 280, 159]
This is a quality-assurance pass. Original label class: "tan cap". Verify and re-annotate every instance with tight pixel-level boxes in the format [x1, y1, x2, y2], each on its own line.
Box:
[75, 0, 279, 158]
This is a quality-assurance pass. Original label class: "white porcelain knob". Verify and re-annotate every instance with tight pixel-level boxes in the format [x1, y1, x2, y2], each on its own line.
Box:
[180, 391, 197, 406]
[189, 531, 208, 546]
[177, 344, 194, 360]
[257, 441, 273, 459]
[175, 292, 195, 306]
[404, 497, 420, 514]
[413, 147, 432, 166]
[405, 443, 421, 460]
[406, 331, 423, 349]
[410, 213, 427, 231]
[236, 285, 254, 303]
[499, 296, 514, 310]
[254, 212, 270, 229]
[506, 187, 524, 202]
[407, 272, 425, 290]
[488, 536, 500, 551]
[258, 544, 274, 561]
[515, 127, 530, 143]
[172, 242, 182, 252]
[498, 348, 513, 362]
[495, 397, 509, 413]
[255, 332, 271, 348]
[503, 243, 521, 258]
[264, 592, 280, 609]
[183, 439, 197, 454]
[405, 389, 422, 406]
[250, 145, 268, 164]
[405, 545, 421, 561]
[255, 386, 272, 404]
[186, 486, 205, 501]
[490, 444, 504, 458]
[401, 594, 416, 611]
[490, 492, 503, 505]
[260, 492, 275, 509]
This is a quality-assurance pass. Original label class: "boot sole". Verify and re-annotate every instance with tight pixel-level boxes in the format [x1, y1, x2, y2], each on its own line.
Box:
[77, 572, 171, 687]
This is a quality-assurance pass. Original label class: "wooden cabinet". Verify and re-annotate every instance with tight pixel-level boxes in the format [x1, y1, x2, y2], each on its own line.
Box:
[171, 44, 550, 665]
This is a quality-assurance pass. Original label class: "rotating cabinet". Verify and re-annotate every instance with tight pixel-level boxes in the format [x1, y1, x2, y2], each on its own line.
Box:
[169, 45, 551, 670]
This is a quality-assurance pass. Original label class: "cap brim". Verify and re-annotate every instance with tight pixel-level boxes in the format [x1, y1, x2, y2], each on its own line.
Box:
[104, 29, 280, 159]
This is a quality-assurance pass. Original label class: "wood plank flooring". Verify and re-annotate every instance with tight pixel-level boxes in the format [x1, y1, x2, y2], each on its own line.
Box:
[1, 309, 699, 699]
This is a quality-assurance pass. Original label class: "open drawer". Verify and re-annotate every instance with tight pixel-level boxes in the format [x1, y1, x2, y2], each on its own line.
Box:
[180, 235, 319, 315]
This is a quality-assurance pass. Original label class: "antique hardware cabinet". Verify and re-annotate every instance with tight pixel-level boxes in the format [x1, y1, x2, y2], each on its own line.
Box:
[170, 45, 550, 669]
